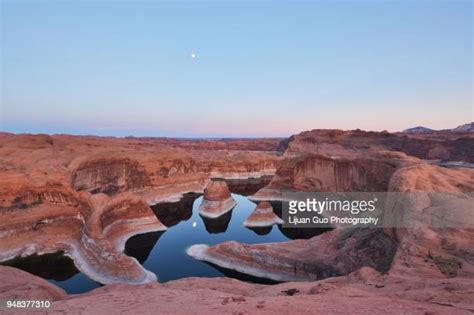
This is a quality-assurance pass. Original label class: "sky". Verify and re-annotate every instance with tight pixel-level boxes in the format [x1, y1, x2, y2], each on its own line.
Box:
[0, 1, 472, 137]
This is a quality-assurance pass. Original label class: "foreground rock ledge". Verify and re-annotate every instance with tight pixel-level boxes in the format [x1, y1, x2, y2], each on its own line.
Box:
[243, 201, 283, 228]
[187, 228, 396, 282]
[1, 265, 472, 314]
[199, 179, 237, 218]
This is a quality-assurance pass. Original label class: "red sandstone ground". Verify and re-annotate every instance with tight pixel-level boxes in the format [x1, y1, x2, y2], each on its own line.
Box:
[279, 129, 474, 162]
[0, 130, 473, 314]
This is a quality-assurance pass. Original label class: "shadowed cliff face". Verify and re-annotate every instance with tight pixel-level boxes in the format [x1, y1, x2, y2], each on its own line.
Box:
[273, 154, 398, 192]
[252, 154, 403, 201]
[71, 158, 151, 195]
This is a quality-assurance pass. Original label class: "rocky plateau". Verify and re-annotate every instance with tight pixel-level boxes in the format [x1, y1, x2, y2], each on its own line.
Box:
[0, 129, 473, 314]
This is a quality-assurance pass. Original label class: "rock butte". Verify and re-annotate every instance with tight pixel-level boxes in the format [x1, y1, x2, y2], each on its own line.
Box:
[1, 129, 474, 313]
[198, 179, 237, 218]
[243, 201, 283, 228]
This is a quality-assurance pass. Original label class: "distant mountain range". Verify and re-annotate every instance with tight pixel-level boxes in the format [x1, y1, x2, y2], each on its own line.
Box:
[451, 122, 474, 132]
[403, 122, 473, 134]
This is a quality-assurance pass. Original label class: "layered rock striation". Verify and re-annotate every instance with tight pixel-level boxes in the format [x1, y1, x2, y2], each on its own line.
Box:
[187, 152, 474, 281]
[199, 179, 237, 218]
[243, 202, 284, 228]
[1, 131, 474, 313]
[278, 129, 474, 162]
[251, 152, 407, 201]
[0, 133, 280, 285]
[0, 186, 166, 285]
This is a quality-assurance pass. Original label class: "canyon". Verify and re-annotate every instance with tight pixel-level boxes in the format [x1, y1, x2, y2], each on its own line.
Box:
[0, 128, 473, 313]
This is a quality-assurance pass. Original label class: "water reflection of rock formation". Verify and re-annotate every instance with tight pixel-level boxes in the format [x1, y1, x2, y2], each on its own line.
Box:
[263, 201, 331, 239]
[125, 231, 164, 264]
[151, 193, 200, 227]
[1, 252, 79, 282]
[200, 210, 233, 234]
[226, 176, 272, 196]
[246, 226, 273, 235]
[205, 261, 280, 285]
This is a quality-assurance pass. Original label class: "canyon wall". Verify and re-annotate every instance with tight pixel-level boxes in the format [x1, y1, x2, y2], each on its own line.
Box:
[190, 159, 474, 286]
[1, 131, 473, 313]
[0, 133, 280, 285]
[278, 129, 474, 163]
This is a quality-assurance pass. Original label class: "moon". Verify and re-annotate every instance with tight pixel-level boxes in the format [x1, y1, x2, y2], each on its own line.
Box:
[190, 53, 196, 59]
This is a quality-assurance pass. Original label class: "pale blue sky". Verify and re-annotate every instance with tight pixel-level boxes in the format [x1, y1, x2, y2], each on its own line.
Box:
[1, 1, 472, 137]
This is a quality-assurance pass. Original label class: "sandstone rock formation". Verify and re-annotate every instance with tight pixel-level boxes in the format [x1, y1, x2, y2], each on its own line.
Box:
[1, 265, 471, 314]
[0, 187, 166, 285]
[188, 159, 474, 292]
[384, 163, 474, 279]
[1, 130, 473, 314]
[278, 129, 474, 162]
[187, 228, 397, 282]
[199, 179, 237, 218]
[243, 201, 284, 228]
[0, 266, 67, 301]
[129, 137, 284, 151]
[70, 157, 151, 195]
[0, 133, 279, 286]
[251, 152, 409, 201]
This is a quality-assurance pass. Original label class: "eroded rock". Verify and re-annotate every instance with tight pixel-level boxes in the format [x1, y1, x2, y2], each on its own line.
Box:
[189, 160, 474, 286]
[243, 201, 283, 228]
[70, 157, 151, 195]
[199, 179, 236, 218]
[187, 228, 396, 282]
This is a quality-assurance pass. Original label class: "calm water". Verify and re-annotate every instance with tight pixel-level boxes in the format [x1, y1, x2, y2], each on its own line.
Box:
[3, 193, 327, 294]
[136, 194, 291, 282]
